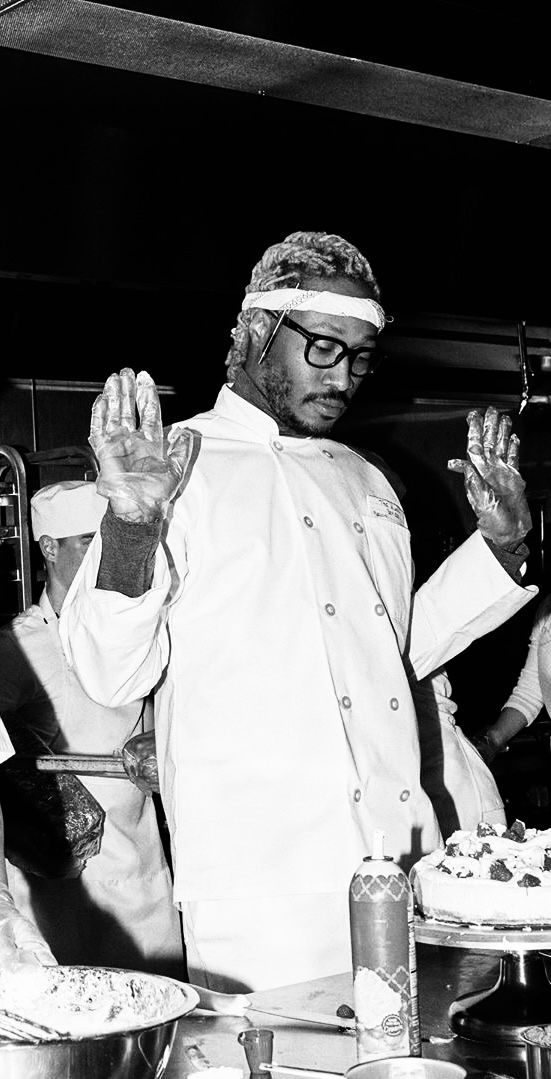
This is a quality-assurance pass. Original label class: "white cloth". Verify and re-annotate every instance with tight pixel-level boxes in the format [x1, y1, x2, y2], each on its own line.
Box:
[502, 594, 551, 723]
[413, 668, 506, 842]
[241, 289, 386, 329]
[60, 385, 537, 987]
[0, 717, 14, 764]
[0, 591, 183, 975]
[31, 480, 107, 540]
[183, 892, 351, 993]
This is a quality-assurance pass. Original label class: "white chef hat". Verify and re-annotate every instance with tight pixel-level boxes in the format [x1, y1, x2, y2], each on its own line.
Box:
[31, 480, 107, 540]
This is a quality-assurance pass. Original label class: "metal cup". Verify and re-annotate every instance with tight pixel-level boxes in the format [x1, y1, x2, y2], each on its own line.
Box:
[237, 1027, 274, 1077]
[522, 1025, 551, 1079]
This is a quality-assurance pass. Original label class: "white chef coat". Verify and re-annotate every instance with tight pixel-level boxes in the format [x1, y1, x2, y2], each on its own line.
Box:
[0, 591, 184, 975]
[60, 385, 538, 911]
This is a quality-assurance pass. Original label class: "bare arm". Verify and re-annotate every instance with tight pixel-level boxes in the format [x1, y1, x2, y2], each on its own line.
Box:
[471, 706, 529, 765]
[471, 602, 548, 763]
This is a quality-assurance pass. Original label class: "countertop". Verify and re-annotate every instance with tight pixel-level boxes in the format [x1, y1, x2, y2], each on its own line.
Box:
[164, 943, 526, 1078]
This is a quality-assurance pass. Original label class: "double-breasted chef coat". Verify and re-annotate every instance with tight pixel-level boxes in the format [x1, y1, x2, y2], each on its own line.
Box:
[60, 386, 537, 986]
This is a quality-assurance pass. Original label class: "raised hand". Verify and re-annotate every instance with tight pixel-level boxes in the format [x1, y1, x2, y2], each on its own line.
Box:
[89, 368, 201, 522]
[447, 406, 532, 547]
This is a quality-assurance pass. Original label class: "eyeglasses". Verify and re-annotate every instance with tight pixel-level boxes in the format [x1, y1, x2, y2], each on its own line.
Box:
[259, 311, 383, 378]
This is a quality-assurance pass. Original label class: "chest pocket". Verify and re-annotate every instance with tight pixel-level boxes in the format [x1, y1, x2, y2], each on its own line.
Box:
[362, 495, 413, 650]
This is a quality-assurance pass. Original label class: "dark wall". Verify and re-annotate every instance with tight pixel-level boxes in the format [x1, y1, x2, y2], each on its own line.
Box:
[2, 43, 551, 394]
[2, 29, 551, 822]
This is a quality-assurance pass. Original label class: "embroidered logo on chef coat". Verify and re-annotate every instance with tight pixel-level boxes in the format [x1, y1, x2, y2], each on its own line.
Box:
[365, 495, 406, 527]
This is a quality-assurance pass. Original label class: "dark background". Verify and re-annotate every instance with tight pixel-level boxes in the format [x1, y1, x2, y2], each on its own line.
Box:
[2, 0, 551, 822]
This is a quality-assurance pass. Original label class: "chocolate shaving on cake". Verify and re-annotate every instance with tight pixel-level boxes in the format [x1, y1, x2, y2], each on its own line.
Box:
[517, 873, 541, 888]
[503, 819, 527, 842]
[476, 822, 497, 838]
[490, 860, 514, 881]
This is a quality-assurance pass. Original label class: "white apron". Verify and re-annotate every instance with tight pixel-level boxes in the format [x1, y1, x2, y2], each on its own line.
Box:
[1, 592, 184, 975]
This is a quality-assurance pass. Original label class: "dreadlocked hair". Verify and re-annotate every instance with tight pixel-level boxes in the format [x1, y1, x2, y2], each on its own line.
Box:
[225, 230, 381, 380]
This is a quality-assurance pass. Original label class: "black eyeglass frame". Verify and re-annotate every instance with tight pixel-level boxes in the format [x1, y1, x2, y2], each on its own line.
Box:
[258, 310, 383, 378]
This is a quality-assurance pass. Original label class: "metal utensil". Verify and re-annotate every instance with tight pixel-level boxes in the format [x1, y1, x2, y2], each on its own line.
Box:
[259, 1064, 343, 1079]
[246, 1005, 354, 1030]
[0, 1008, 67, 1043]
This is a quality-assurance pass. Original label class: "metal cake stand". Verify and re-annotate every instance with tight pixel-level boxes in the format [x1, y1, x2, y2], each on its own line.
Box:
[415, 914, 551, 1046]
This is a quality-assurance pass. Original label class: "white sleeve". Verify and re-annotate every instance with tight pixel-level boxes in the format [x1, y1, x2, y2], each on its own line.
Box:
[408, 530, 538, 681]
[502, 632, 544, 725]
[0, 717, 14, 764]
[59, 530, 172, 708]
[502, 596, 551, 725]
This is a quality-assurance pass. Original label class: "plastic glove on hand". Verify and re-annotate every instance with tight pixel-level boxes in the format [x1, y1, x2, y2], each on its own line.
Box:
[89, 368, 201, 522]
[447, 406, 532, 547]
[122, 729, 159, 795]
[0, 883, 57, 971]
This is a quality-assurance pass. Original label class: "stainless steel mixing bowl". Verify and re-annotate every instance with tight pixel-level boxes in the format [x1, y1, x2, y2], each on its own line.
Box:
[0, 964, 199, 1079]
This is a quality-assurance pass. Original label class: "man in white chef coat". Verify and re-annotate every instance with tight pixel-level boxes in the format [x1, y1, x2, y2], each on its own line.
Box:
[0, 480, 184, 975]
[60, 230, 537, 992]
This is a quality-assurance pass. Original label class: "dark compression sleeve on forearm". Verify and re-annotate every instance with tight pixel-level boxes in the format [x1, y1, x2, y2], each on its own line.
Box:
[483, 536, 529, 585]
[97, 503, 163, 597]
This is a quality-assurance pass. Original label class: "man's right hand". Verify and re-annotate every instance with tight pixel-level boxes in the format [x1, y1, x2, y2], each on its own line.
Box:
[0, 883, 57, 972]
[89, 368, 200, 522]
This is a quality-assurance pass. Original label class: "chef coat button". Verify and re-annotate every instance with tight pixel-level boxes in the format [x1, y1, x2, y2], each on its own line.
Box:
[353, 789, 362, 802]
[341, 696, 352, 709]
[390, 697, 399, 710]
[375, 603, 385, 616]
[325, 603, 336, 616]
[273, 440, 284, 451]
[399, 789, 410, 802]
[353, 521, 364, 534]
[322, 449, 334, 459]
[303, 515, 314, 528]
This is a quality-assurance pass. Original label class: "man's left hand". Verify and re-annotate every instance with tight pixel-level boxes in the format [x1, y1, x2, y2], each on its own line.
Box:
[448, 406, 532, 547]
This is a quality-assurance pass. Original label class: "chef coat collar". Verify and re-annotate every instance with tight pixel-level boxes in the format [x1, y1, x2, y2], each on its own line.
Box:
[215, 383, 309, 442]
[39, 589, 60, 624]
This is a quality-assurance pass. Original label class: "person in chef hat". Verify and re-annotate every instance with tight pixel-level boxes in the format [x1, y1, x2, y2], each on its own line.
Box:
[30, 480, 107, 614]
[0, 479, 185, 974]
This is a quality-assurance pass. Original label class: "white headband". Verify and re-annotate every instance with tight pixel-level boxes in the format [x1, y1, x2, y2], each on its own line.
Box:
[242, 289, 386, 332]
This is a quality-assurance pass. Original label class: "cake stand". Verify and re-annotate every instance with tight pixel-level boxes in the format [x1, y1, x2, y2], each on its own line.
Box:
[415, 914, 551, 1046]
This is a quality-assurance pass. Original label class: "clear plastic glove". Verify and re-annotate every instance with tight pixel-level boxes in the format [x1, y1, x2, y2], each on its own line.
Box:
[122, 729, 159, 795]
[0, 882, 57, 971]
[89, 368, 201, 522]
[447, 406, 532, 547]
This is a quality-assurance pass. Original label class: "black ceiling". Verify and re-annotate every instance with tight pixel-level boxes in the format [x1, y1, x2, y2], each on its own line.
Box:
[1, 0, 551, 398]
[47, 0, 551, 101]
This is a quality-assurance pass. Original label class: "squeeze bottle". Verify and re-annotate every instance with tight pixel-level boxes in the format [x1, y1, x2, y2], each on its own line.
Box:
[349, 829, 420, 1061]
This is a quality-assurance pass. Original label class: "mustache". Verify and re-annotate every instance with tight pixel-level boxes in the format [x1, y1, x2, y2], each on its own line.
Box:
[303, 391, 351, 406]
